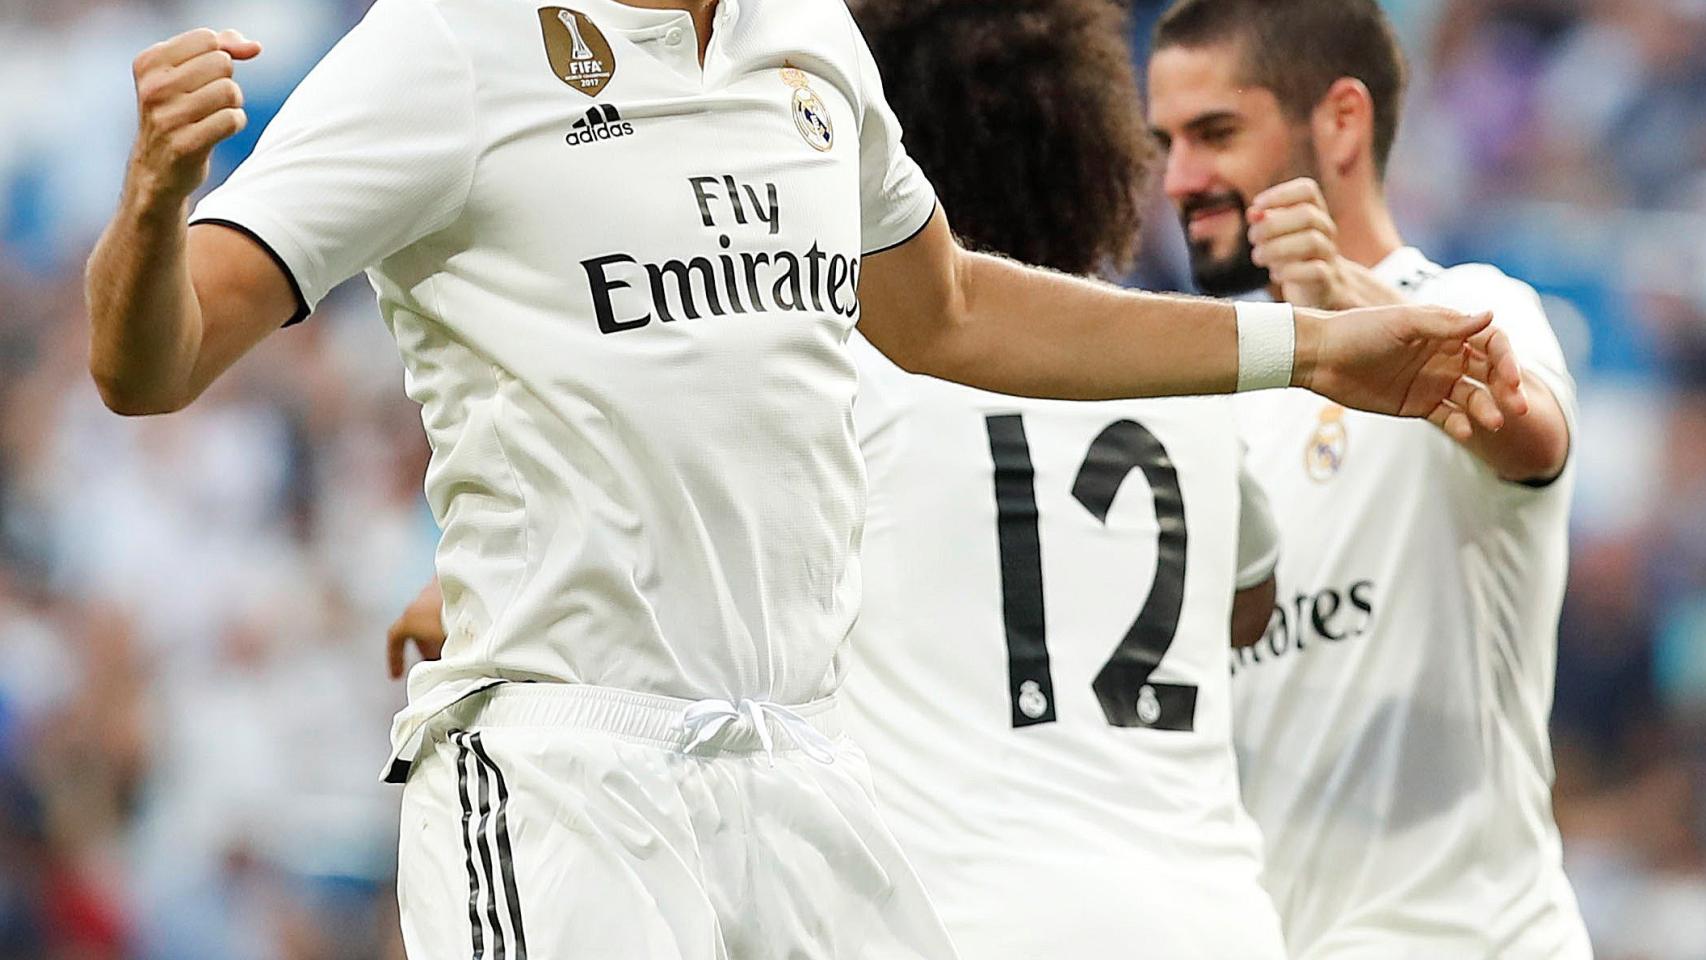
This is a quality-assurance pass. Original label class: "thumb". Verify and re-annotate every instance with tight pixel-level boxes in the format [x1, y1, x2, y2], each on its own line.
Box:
[216, 29, 263, 60]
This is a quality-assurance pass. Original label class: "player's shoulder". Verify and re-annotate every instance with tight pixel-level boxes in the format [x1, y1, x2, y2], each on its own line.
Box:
[1432, 261, 1543, 305]
[1396, 250, 1549, 327]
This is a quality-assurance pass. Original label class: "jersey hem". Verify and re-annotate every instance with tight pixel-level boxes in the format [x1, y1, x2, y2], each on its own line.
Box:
[188, 217, 312, 326]
[862, 199, 936, 258]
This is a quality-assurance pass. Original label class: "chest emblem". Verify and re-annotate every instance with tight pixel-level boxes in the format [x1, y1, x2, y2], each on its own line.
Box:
[540, 7, 616, 98]
[1304, 404, 1348, 482]
[782, 65, 834, 152]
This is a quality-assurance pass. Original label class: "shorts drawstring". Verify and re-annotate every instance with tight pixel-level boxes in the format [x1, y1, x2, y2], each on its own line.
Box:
[680, 698, 838, 765]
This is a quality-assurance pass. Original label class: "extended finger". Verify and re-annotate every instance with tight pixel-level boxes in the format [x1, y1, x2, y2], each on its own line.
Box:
[1429, 398, 1474, 443]
[1470, 327, 1529, 418]
[386, 624, 408, 679]
[1418, 307, 1492, 342]
[1249, 177, 1327, 215]
[1252, 230, 1336, 268]
[1247, 203, 1337, 246]
[1451, 375, 1505, 434]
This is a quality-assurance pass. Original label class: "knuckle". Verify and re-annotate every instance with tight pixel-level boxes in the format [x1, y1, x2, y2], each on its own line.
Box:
[136, 75, 165, 106]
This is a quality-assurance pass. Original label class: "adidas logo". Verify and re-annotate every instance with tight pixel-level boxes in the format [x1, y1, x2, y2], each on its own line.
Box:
[565, 104, 635, 147]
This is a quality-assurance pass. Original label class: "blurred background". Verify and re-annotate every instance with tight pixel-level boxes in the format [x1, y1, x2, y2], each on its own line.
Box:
[0, 0, 1702, 957]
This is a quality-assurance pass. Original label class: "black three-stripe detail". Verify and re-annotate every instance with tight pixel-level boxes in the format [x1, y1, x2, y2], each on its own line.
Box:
[454, 733, 487, 959]
[469, 741, 506, 960]
[470, 734, 529, 956]
[454, 732, 529, 959]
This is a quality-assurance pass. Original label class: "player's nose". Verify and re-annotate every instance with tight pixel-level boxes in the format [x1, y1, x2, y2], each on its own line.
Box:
[1161, 143, 1214, 205]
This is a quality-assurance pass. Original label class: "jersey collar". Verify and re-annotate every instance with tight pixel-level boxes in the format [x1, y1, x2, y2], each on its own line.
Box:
[590, 0, 740, 36]
[1371, 246, 1442, 294]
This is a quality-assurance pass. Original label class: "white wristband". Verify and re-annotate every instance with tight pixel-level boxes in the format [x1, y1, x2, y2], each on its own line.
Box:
[1235, 301, 1296, 392]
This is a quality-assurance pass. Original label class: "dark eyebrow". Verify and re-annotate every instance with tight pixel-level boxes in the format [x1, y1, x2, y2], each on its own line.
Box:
[1181, 110, 1240, 136]
[1149, 109, 1240, 147]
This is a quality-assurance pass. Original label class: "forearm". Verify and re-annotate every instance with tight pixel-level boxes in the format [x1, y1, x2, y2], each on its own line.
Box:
[87, 188, 204, 415]
[880, 246, 1320, 400]
[1458, 372, 1570, 483]
[1231, 576, 1277, 649]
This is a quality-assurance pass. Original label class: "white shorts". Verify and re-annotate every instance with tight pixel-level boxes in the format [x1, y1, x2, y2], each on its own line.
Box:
[396, 683, 960, 960]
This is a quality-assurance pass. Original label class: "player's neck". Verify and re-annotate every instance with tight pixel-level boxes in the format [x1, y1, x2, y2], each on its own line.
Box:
[1328, 186, 1404, 269]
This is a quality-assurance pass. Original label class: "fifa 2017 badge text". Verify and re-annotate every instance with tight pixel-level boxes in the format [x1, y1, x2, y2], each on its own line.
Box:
[581, 176, 862, 334]
[1230, 580, 1376, 675]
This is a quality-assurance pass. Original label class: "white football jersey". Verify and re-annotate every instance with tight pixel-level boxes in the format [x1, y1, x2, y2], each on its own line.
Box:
[1231, 248, 1592, 959]
[190, 0, 937, 777]
[843, 334, 1287, 959]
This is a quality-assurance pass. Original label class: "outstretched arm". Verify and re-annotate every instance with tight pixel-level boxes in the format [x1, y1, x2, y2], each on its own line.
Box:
[858, 208, 1526, 441]
[87, 28, 297, 416]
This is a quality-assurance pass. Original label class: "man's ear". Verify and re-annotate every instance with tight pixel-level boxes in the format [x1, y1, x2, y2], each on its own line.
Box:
[1311, 76, 1376, 180]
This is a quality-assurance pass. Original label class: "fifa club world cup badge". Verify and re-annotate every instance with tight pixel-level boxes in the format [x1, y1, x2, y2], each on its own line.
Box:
[1305, 404, 1348, 482]
[781, 64, 834, 152]
[540, 7, 616, 97]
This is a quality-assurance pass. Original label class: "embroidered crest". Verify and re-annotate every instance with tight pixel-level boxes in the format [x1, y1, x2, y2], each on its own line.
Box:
[1305, 404, 1348, 482]
[782, 64, 834, 151]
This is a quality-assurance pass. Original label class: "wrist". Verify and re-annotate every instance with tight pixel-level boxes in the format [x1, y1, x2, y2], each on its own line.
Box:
[1289, 307, 1325, 389]
[121, 168, 194, 227]
[1234, 301, 1298, 392]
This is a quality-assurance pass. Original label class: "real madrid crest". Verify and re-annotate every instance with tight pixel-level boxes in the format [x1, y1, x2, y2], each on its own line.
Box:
[1305, 404, 1348, 482]
[782, 64, 834, 152]
[540, 7, 616, 97]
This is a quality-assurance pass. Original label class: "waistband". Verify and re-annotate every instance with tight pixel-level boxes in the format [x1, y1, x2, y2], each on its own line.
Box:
[424, 682, 844, 754]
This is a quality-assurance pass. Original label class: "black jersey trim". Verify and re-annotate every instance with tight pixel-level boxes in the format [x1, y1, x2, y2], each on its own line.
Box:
[189, 217, 311, 327]
[862, 200, 938, 258]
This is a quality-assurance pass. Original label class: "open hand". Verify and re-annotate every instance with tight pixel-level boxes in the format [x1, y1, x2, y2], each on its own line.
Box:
[1301, 305, 1528, 441]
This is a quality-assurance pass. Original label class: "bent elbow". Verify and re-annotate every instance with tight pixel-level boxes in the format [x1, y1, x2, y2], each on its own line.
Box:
[1499, 428, 1572, 486]
[91, 367, 189, 417]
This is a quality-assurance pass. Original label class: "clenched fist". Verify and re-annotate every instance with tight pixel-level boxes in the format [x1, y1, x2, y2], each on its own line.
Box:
[1247, 178, 1401, 311]
[127, 28, 262, 206]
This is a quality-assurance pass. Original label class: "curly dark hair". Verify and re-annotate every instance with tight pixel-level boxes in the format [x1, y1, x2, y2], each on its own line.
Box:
[852, 0, 1152, 277]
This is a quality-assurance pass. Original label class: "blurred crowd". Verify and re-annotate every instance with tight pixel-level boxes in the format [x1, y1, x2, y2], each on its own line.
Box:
[0, 1, 1702, 958]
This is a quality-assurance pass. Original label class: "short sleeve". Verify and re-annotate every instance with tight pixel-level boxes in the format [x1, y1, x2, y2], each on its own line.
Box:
[190, 0, 478, 324]
[1436, 266, 1580, 473]
[1235, 454, 1281, 590]
[848, 18, 937, 256]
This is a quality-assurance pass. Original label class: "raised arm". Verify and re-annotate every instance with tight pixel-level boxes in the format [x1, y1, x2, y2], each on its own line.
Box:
[858, 209, 1526, 440]
[87, 28, 298, 416]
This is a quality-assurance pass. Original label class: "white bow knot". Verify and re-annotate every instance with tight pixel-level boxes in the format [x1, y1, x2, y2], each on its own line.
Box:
[679, 699, 837, 766]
